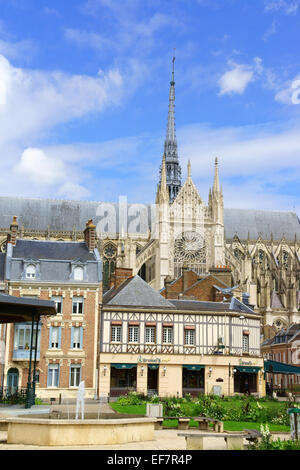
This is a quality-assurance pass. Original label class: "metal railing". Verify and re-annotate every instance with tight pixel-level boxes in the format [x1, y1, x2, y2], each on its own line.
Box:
[0, 386, 27, 404]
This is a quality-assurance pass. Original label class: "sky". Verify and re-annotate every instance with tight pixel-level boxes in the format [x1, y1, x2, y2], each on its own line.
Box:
[0, 0, 299, 216]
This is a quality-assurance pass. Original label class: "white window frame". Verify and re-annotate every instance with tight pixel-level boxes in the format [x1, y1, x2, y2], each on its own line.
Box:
[74, 266, 84, 281]
[72, 327, 81, 349]
[184, 329, 195, 346]
[50, 326, 60, 349]
[128, 326, 139, 343]
[26, 264, 36, 279]
[52, 296, 62, 315]
[163, 326, 173, 344]
[145, 326, 156, 344]
[69, 365, 81, 388]
[72, 297, 84, 315]
[48, 364, 59, 388]
[111, 325, 122, 343]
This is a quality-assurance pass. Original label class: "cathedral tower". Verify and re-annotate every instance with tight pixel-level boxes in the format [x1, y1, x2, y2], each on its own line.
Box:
[159, 56, 182, 203]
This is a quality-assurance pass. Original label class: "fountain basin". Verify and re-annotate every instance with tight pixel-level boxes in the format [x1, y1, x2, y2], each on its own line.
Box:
[6, 417, 156, 446]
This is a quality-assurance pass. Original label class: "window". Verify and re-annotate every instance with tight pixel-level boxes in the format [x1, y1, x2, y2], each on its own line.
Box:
[71, 327, 82, 349]
[74, 266, 84, 281]
[72, 297, 83, 315]
[14, 323, 40, 350]
[128, 326, 139, 343]
[26, 264, 36, 279]
[52, 296, 62, 315]
[49, 326, 60, 349]
[111, 325, 121, 343]
[70, 365, 81, 387]
[184, 329, 195, 345]
[47, 364, 59, 387]
[242, 334, 249, 353]
[163, 326, 173, 344]
[145, 326, 155, 344]
[34, 370, 40, 383]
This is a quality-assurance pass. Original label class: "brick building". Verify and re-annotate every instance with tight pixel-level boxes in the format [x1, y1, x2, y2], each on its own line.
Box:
[262, 324, 300, 393]
[0, 218, 102, 400]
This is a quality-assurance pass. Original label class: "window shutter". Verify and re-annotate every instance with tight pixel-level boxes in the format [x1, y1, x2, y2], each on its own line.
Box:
[71, 327, 74, 348]
[49, 327, 52, 349]
[58, 327, 62, 349]
[80, 327, 83, 348]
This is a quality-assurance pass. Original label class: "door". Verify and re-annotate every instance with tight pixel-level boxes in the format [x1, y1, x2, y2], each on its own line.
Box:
[147, 367, 158, 395]
[7, 368, 19, 396]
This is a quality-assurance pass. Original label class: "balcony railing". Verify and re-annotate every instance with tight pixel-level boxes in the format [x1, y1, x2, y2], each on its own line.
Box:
[13, 349, 40, 361]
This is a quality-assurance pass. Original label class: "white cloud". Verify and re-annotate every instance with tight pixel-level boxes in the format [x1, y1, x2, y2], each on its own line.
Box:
[264, 0, 300, 15]
[15, 148, 66, 185]
[218, 65, 254, 96]
[0, 54, 124, 145]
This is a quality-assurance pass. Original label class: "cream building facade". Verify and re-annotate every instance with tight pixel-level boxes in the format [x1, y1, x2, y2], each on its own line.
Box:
[99, 274, 265, 398]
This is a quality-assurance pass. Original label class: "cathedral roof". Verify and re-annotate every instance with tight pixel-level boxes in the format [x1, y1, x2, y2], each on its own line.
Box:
[0, 196, 299, 241]
[224, 208, 300, 241]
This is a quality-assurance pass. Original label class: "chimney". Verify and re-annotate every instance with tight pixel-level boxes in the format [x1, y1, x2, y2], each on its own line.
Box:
[8, 216, 18, 246]
[114, 268, 133, 289]
[163, 275, 173, 298]
[84, 219, 96, 252]
[182, 265, 189, 292]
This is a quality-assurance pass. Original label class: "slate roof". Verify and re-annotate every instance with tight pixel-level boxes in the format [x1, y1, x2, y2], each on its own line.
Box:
[0, 196, 299, 241]
[224, 208, 300, 241]
[12, 239, 96, 261]
[103, 275, 174, 308]
[171, 297, 256, 314]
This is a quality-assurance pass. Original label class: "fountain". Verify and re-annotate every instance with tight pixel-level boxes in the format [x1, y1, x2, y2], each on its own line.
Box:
[5, 387, 156, 446]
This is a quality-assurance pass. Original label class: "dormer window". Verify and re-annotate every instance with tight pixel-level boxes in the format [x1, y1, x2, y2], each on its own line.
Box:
[74, 266, 84, 281]
[26, 265, 36, 279]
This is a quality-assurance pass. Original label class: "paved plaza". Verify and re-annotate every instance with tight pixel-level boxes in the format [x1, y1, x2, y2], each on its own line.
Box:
[0, 405, 290, 451]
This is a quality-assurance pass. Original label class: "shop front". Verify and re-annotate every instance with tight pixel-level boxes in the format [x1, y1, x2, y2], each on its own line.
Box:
[233, 366, 261, 394]
[110, 363, 137, 397]
[182, 365, 205, 397]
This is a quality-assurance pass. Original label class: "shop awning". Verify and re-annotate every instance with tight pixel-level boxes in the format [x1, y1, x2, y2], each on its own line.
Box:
[264, 360, 300, 375]
[111, 363, 137, 369]
[148, 364, 159, 370]
[183, 365, 205, 371]
[236, 366, 261, 373]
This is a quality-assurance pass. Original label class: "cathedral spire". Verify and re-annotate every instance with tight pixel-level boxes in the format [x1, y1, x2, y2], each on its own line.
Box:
[160, 55, 182, 204]
[213, 157, 221, 195]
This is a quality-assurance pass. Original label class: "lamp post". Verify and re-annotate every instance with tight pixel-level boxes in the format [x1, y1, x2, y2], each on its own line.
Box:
[31, 317, 39, 407]
[25, 315, 35, 409]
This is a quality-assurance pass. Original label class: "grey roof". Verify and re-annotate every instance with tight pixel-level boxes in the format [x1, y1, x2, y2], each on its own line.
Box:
[0, 196, 299, 241]
[0, 196, 153, 235]
[170, 299, 232, 311]
[12, 239, 95, 261]
[104, 275, 174, 308]
[171, 297, 256, 314]
[224, 208, 300, 241]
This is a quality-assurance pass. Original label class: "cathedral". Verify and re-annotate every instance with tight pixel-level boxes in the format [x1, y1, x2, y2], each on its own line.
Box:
[0, 61, 299, 334]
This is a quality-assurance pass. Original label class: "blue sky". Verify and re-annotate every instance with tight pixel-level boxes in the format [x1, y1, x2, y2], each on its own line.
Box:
[0, 0, 299, 216]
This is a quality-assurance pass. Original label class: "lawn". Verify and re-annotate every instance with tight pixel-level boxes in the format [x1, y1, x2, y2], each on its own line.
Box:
[109, 403, 290, 433]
